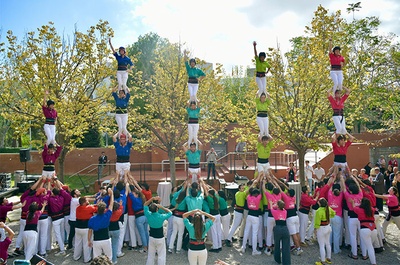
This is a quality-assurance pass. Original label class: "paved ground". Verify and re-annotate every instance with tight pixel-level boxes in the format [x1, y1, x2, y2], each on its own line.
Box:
[4, 197, 400, 265]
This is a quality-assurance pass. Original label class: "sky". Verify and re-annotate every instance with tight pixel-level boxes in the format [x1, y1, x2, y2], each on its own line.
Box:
[1, 0, 399, 73]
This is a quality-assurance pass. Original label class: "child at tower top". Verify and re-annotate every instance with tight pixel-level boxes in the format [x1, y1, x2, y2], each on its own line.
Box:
[253, 41, 271, 96]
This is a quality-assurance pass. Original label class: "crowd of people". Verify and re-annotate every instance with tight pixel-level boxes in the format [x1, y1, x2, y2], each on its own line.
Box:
[1, 39, 400, 265]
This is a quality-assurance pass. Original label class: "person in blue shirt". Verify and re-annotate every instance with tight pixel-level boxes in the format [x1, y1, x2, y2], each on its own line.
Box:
[88, 188, 114, 261]
[113, 132, 133, 180]
[144, 196, 172, 265]
[183, 209, 215, 265]
[183, 141, 203, 183]
[184, 50, 206, 101]
[112, 180, 129, 259]
[186, 100, 201, 147]
[109, 38, 133, 93]
[112, 85, 131, 137]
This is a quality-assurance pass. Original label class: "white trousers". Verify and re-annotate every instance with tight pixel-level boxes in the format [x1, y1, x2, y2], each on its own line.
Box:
[16, 219, 26, 248]
[287, 216, 300, 235]
[74, 228, 92, 262]
[210, 214, 222, 249]
[188, 83, 199, 101]
[255, 76, 267, 96]
[374, 213, 384, 248]
[23, 230, 38, 260]
[332, 115, 347, 135]
[117, 214, 128, 255]
[257, 215, 264, 247]
[169, 216, 185, 251]
[343, 210, 350, 245]
[330, 70, 343, 92]
[38, 218, 49, 255]
[241, 215, 259, 253]
[360, 228, 377, 264]
[188, 168, 201, 183]
[227, 211, 243, 241]
[188, 124, 199, 146]
[146, 237, 166, 265]
[220, 214, 230, 240]
[93, 238, 112, 260]
[256, 116, 269, 137]
[348, 217, 360, 256]
[239, 210, 248, 238]
[127, 215, 143, 247]
[52, 218, 65, 251]
[266, 216, 275, 247]
[166, 215, 174, 246]
[44, 124, 56, 146]
[307, 209, 316, 239]
[116, 162, 130, 176]
[116, 70, 129, 92]
[257, 162, 270, 174]
[330, 215, 343, 254]
[188, 249, 207, 265]
[115, 113, 128, 136]
[298, 211, 308, 243]
[316, 225, 332, 262]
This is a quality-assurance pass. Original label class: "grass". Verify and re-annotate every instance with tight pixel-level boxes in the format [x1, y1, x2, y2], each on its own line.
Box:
[64, 175, 98, 195]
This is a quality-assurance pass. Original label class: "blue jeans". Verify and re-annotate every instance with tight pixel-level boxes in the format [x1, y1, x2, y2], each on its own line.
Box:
[109, 229, 120, 262]
[308, 179, 314, 192]
[136, 216, 149, 247]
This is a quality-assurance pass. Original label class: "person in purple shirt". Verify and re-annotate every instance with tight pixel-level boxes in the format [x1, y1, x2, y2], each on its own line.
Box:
[42, 143, 62, 179]
[109, 38, 133, 93]
[48, 178, 66, 256]
[0, 196, 25, 223]
[0, 222, 15, 264]
[42, 90, 58, 146]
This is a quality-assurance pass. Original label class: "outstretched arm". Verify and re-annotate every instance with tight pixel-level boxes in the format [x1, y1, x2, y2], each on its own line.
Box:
[109, 38, 115, 53]
[343, 86, 350, 95]
[253, 41, 258, 57]
[346, 132, 355, 142]
[43, 90, 49, 106]
[329, 37, 333, 54]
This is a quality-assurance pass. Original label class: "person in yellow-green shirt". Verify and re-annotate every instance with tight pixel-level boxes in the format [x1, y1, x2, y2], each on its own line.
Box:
[314, 198, 336, 265]
[253, 41, 271, 96]
[255, 92, 271, 137]
[257, 135, 274, 175]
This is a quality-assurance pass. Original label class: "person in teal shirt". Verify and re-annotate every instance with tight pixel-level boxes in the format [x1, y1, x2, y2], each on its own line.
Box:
[183, 209, 215, 265]
[184, 50, 206, 101]
[168, 182, 188, 254]
[183, 141, 203, 183]
[144, 196, 172, 265]
[256, 92, 271, 137]
[253, 41, 271, 96]
[186, 100, 201, 146]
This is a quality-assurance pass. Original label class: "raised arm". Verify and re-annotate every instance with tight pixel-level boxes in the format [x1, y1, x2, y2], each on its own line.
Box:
[329, 37, 333, 54]
[43, 90, 49, 106]
[182, 142, 188, 153]
[343, 86, 350, 95]
[346, 132, 355, 142]
[109, 38, 115, 53]
[253, 41, 258, 58]
[108, 188, 114, 212]
[331, 133, 337, 143]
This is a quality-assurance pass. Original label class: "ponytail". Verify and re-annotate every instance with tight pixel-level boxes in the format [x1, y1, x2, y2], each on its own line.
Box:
[319, 198, 330, 223]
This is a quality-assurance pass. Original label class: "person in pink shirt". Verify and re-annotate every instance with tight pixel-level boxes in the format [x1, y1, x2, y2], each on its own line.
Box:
[353, 198, 377, 265]
[344, 176, 363, 260]
[0, 222, 15, 265]
[328, 38, 345, 92]
[270, 200, 290, 265]
[327, 182, 344, 254]
[42, 90, 58, 146]
[327, 87, 350, 135]
[0, 196, 25, 223]
[375, 187, 400, 236]
[262, 177, 282, 256]
[239, 180, 262, 256]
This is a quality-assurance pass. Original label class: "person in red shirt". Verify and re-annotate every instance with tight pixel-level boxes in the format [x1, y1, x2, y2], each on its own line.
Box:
[299, 186, 318, 246]
[327, 87, 350, 135]
[328, 38, 345, 92]
[331, 133, 354, 175]
[0, 197, 25, 223]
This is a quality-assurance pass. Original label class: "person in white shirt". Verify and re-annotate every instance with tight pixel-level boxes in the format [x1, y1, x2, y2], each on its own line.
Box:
[305, 161, 314, 192]
[313, 162, 326, 190]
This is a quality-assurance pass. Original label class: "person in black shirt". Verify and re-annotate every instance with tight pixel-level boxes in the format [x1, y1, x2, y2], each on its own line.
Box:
[98, 152, 108, 179]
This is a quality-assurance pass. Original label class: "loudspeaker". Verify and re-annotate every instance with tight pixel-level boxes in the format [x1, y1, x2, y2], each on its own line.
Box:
[19, 148, 31, 162]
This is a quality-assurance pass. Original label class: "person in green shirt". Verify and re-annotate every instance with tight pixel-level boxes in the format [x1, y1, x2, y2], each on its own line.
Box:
[314, 198, 335, 265]
[183, 209, 215, 265]
[204, 187, 222, 253]
[257, 135, 274, 175]
[184, 50, 206, 102]
[186, 100, 201, 147]
[183, 141, 203, 183]
[253, 41, 271, 96]
[144, 196, 172, 265]
[256, 92, 271, 137]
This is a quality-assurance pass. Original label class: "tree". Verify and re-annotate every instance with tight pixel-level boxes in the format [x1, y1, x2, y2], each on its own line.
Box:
[129, 41, 234, 186]
[0, 21, 114, 181]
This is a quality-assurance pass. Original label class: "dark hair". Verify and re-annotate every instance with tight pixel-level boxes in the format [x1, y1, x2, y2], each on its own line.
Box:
[189, 142, 197, 147]
[288, 189, 295, 197]
[189, 58, 196, 65]
[48, 143, 55, 149]
[333, 46, 341, 53]
[362, 179, 372, 187]
[333, 189, 340, 196]
[140, 183, 150, 191]
[301, 186, 308, 193]
[193, 213, 203, 240]
[70, 189, 79, 197]
[176, 188, 187, 204]
[112, 201, 119, 211]
[272, 187, 280, 195]
[116, 181, 124, 191]
[0, 196, 4, 204]
[149, 203, 158, 213]
[260, 92, 266, 98]
[250, 188, 260, 196]
[191, 188, 198, 198]
[118, 89, 126, 94]
[79, 197, 87, 205]
[27, 202, 38, 222]
[52, 188, 60, 196]
[319, 198, 330, 223]
[337, 135, 346, 142]
[190, 101, 197, 106]
[348, 183, 359, 194]
[391, 187, 398, 195]
[332, 183, 341, 191]
[258, 52, 266, 58]
[317, 181, 324, 188]
[360, 198, 373, 217]
[47, 100, 55, 106]
[114, 189, 121, 199]
[266, 182, 274, 191]
[261, 135, 270, 141]
[218, 190, 227, 201]
[209, 189, 219, 210]
[119, 46, 125, 50]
